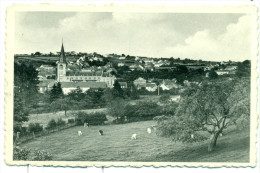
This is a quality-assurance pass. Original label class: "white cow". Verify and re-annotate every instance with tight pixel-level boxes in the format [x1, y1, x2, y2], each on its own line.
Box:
[78, 131, 83, 136]
[131, 134, 137, 140]
[147, 128, 152, 134]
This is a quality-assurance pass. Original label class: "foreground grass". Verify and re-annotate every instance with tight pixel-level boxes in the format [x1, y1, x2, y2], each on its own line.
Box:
[20, 121, 249, 162]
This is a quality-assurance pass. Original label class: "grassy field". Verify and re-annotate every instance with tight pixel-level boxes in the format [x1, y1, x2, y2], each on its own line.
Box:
[20, 120, 249, 162]
[24, 108, 107, 128]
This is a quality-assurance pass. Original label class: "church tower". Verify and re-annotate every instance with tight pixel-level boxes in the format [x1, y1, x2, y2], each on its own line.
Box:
[57, 42, 67, 82]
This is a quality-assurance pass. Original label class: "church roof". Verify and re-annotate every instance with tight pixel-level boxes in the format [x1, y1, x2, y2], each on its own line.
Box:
[60, 82, 107, 89]
[59, 42, 66, 63]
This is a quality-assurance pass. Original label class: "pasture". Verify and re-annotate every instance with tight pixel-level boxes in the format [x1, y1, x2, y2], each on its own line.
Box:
[20, 120, 249, 162]
[23, 108, 107, 128]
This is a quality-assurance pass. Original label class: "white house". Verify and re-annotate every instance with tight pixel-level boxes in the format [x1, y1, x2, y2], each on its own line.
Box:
[60, 82, 107, 95]
[215, 70, 230, 75]
[145, 83, 157, 92]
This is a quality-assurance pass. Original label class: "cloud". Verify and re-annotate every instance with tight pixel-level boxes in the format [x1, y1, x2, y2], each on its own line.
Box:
[15, 12, 252, 61]
[167, 14, 251, 61]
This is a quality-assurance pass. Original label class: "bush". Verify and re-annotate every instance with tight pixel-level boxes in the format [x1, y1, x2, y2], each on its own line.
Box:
[46, 119, 57, 129]
[68, 118, 75, 124]
[56, 118, 66, 126]
[13, 147, 52, 161]
[75, 111, 107, 125]
[33, 150, 52, 161]
[124, 101, 161, 122]
[13, 147, 30, 160]
[28, 123, 43, 133]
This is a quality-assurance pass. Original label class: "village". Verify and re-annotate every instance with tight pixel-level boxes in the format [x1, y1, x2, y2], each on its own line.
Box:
[15, 42, 239, 97]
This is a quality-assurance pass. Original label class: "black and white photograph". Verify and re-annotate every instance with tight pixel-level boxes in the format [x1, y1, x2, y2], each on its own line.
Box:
[3, 4, 258, 167]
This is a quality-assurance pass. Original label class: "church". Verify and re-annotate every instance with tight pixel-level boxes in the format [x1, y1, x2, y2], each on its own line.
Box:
[56, 43, 116, 94]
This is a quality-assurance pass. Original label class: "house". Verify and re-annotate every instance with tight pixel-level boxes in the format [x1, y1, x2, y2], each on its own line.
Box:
[160, 79, 178, 90]
[60, 81, 107, 95]
[225, 66, 237, 71]
[118, 62, 125, 67]
[170, 95, 181, 102]
[134, 77, 146, 88]
[119, 56, 126, 60]
[38, 79, 57, 93]
[145, 83, 157, 92]
[119, 82, 127, 89]
[215, 70, 230, 75]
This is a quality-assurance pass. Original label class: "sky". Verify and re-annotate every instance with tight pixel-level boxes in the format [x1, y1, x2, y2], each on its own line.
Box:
[15, 12, 253, 61]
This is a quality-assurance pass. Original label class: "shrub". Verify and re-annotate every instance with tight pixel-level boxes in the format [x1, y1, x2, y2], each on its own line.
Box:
[124, 101, 161, 122]
[68, 118, 75, 124]
[75, 111, 107, 125]
[46, 119, 57, 129]
[33, 150, 52, 161]
[56, 118, 66, 126]
[28, 123, 43, 133]
[159, 94, 171, 104]
[13, 147, 53, 161]
[13, 147, 30, 160]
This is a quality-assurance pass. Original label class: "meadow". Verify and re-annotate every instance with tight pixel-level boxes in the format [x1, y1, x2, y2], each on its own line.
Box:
[23, 108, 107, 128]
[20, 120, 249, 162]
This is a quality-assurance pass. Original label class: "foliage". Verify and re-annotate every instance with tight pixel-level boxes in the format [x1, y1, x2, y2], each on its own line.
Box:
[208, 70, 218, 79]
[51, 97, 74, 116]
[13, 147, 52, 161]
[46, 119, 57, 129]
[159, 94, 171, 104]
[68, 118, 75, 124]
[236, 60, 250, 77]
[33, 150, 53, 161]
[14, 62, 39, 107]
[28, 123, 43, 133]
[107, 98, 126, 120]
[14, 62, 39, 132]
[75, 111, 107, 125]
[13, 91, 29, 123]
[49, 82, 63, 102]
[124, 102, 161, 122]
[13, 147, 31, 160]
[156, 78, 250, 152]
[112, 80, 124, 98]
[56, 118, 66, 126]
[67, 86, 84, 101]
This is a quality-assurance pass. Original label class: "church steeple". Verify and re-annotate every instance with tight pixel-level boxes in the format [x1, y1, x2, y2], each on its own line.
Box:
[59, 40, 66, 63]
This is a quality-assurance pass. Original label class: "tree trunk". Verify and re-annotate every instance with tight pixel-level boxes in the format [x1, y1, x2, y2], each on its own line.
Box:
[208, 132, 220, 152]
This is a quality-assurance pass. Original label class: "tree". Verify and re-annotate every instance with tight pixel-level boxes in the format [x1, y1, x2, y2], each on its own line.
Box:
[236, 60, 250, 78]
[14, 62, 39, 107]
[208, 70, 218, 79]
[108, 98, 126, 122]
[34, 52, 42, 56]
[49, 82, 63, 102]
[51, 97, 74, 116]
[14, 62, 39, 132]
[156, 78, 250, 152]
[112, 80, 124, 98]
[67, 86, 84, 101]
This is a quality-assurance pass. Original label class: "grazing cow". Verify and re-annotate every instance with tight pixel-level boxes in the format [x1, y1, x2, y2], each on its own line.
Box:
[131, 133, 137, 140]
[99, 130, 104, 136]
[191, 134, 194, 139]
[84, 122, 89, 128]
[147, 128, 152, 134]
[78, 131, 83, 136]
